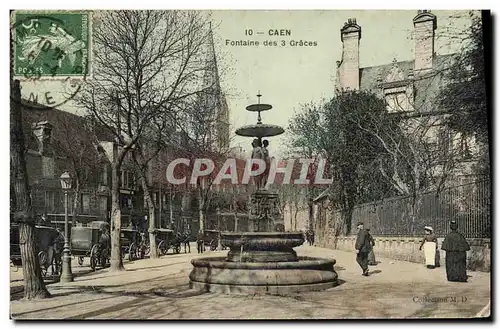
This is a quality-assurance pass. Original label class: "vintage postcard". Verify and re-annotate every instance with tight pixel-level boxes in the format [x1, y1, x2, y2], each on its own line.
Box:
[9, 9, 491, 320]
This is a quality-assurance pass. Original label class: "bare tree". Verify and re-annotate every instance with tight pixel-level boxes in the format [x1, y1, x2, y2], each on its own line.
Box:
[10, 18, 50, 299]
[288, 92, 390, 236]
[351, 94, 459, 233]
[52, 114, 102, 226]
[11, 79, 50, 299]
[77, 10, 211, 271]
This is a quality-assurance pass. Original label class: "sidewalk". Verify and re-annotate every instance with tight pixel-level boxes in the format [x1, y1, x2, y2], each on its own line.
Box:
[10, 244, 491, 319]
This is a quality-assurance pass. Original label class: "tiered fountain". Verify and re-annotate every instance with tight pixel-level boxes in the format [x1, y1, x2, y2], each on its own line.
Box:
[189, 93, 338, 294]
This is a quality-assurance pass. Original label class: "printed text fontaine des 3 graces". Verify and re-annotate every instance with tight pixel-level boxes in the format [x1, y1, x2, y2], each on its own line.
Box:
[225, 29, 318, 47]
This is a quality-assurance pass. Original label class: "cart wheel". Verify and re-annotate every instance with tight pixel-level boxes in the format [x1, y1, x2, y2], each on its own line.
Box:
[54, 256, 62, 275]
[128, 242, 136, 261]
[210, 240, 217, 251]
[140, 245, 146, 259]
[174, 244, 181, 254]
[78, 256, 84, 266]
[157, 240, 165, 256]
[100, 254, 107, 268]
[90, 245, 99, 271]
[38, 251, 49, 277]
[38, 251, 48, 268]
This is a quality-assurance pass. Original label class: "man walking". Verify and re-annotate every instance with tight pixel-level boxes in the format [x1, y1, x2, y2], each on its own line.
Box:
[355, 222, 371, 276]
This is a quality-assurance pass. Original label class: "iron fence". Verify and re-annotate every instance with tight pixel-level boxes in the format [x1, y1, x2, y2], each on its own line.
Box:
[346, 180, 491, 238]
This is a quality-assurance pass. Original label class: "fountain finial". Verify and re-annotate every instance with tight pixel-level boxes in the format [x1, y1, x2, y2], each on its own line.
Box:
[256, 91, 263, 123]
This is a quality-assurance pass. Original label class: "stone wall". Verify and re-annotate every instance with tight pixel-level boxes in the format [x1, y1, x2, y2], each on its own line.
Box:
[317, 234, 491, 272]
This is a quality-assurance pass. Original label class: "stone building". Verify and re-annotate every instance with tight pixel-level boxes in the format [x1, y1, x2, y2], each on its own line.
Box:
[20, 101, 249, 236]
[335, 11, 480, 184]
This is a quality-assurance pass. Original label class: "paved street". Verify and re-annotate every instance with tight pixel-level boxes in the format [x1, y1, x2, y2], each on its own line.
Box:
[10, 243, 490, 319]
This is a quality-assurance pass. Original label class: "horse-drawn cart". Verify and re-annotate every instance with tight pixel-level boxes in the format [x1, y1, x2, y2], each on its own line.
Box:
[10, 224, 63, 277]
[121, 227, 142, 261]
[71, 221, 110, 271]
[200, 229, 224, 251]
[156, 228, 181, 256]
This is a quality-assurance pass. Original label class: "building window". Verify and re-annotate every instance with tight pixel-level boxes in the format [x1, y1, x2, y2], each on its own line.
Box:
[424, 125, 441, 152]
[437, 128, 453, 158]
[42, 156, 55, 178]
[153, 192, 158, 207]
[453, 133, 474, 159]
[99, 196, 107, 215]
[98, 167, 108, 186]
[120, 170, 136, 189]
[385, 91, 412, 113]
[44, 190, 56, 212]
[81, 193, 90, 214]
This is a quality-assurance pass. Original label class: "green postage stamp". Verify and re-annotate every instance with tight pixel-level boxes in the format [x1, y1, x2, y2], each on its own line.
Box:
[12, 10, 91, 79]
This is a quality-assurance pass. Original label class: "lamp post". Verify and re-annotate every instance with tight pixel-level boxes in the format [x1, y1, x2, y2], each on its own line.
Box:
[60, 171, 74, 282]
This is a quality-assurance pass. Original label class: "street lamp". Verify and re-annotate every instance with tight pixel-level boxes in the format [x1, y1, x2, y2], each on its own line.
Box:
[60, 171, 74, 282]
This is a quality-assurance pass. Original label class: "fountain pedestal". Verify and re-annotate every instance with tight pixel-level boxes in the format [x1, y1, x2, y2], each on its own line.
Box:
[224, 232, 303, 262]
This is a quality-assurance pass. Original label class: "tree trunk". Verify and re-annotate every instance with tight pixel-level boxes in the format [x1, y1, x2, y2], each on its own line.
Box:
[341, 207, 353, 236]
[71, 179, 80, 226]
[169, 188, 173, 230]
[198, 185, 205, 233]
[408, 194, 422, 235]
[233, 201, 238, 232]
[110, 162, 124, 271]
[308, 199, 314, 231]
[10, 79, 50, 299]
[293, 206, 298, 231]
[143, 185, 158, 259]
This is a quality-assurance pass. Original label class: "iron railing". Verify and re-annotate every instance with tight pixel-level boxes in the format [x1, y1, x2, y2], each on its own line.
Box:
[344, 180, 491, 238]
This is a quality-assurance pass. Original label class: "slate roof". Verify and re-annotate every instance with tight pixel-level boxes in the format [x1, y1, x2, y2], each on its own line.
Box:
[21, 105, 114, 157]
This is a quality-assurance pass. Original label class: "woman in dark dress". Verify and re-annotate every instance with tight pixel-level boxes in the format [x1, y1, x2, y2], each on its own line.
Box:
[441, 220, 470, 282]
[367, 229, 376, 266]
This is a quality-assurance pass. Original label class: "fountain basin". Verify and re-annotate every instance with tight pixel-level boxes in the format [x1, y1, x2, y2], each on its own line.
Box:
[235, 123, 285, 137]
[222, 232, 304, 262]
[189, 256, 338, 294]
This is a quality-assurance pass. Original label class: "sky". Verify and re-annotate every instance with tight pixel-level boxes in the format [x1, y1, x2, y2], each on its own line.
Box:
[18, 10, 475, 158]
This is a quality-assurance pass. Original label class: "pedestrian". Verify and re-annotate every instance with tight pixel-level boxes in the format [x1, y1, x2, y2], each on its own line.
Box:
[419, 226, 438, 269]
[309, 230, 315, 246]
[183, 229, 191, 253]
[197, 231, 205, 254]
[367, 229, 376, 266]
[355, 222, 371, 276]
[441, 220, 470, 282]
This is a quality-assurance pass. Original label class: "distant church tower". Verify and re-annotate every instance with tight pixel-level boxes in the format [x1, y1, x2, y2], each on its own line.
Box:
[197, 21, 230, 152]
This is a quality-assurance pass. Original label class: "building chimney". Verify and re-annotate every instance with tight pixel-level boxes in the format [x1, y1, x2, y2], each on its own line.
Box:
[32, 121, 53, 155]
[336, 18, 362, 91]
[413, 10, 437, 75]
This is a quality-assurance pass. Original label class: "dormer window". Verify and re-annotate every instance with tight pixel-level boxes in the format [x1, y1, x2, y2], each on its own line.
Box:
[385, 88, 413, 113]
[382, 59, 415, 113]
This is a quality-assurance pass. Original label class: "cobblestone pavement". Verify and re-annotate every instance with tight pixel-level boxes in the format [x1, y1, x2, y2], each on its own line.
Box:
[10, 243, 490, 319]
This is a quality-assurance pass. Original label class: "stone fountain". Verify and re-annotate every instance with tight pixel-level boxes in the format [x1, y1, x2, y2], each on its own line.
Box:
[189, 93, 338, 294]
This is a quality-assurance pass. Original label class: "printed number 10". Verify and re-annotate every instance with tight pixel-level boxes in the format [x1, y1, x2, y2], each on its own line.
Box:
[245, 29, 253, 36]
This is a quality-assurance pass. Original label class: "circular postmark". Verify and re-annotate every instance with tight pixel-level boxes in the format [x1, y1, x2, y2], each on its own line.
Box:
[10, 11, 91, 110]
